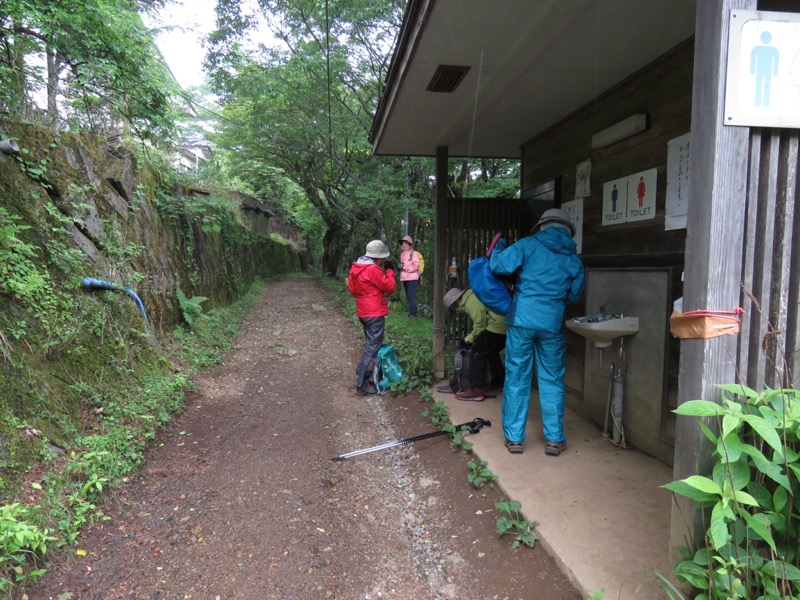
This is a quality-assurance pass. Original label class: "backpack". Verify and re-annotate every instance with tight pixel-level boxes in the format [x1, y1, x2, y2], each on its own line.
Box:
[376, 344, 404, 391]
[448, 348, 473, 393]
[468, 233, 513, 315]
[415, 251, 425, 275]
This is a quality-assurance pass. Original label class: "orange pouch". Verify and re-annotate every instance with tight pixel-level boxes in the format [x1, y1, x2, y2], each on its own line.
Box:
[669, 308, 744, 339]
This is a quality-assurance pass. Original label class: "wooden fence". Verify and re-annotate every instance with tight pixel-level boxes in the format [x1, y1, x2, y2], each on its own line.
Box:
[443, 197, 534, 345]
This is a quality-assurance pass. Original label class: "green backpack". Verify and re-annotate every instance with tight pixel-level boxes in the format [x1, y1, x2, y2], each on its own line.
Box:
[376, 344, 403, 391]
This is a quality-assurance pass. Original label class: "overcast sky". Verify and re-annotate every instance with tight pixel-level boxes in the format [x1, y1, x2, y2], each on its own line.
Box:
[150, 0, 218, 88]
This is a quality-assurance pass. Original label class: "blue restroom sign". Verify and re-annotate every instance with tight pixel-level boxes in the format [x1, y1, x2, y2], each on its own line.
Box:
[725, 10, 800, 128]
[602, 177, 628, 226]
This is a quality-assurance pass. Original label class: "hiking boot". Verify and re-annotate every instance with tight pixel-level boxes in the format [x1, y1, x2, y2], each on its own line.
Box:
[504, 439, 523, 454]
[545, 440, 567, 456]
[356, 384, 378, 396]
[455, 388, 485, 402]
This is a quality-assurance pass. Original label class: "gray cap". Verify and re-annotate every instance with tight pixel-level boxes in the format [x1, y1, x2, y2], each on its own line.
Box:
[365, 240, 390, 259]
[533, 208, 576, 237]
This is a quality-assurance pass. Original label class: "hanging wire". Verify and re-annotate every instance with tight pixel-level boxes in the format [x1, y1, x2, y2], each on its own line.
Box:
[465, 50, 484, 174]
[455, 50, 485, 277]
[324, 0, 334, 179]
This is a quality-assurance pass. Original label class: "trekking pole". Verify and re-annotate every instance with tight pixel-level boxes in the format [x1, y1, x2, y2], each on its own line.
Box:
[330, 417, 491, 462]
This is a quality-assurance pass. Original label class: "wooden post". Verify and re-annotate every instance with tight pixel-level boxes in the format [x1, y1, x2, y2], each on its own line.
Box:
[433, 146, 449, 378]
[669, 0, 755, 560]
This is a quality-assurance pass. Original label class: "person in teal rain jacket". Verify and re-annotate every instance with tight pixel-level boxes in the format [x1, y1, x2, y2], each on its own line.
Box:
[489, 208, 584, 456]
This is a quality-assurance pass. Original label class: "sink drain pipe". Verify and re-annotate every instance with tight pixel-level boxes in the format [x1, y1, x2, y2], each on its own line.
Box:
[599, 338, 627, 447]
[611, 369, 625, 446]
[82, 277, 147, 320]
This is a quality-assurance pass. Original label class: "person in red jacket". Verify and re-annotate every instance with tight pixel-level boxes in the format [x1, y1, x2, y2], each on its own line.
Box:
[348, 240, 397, 395]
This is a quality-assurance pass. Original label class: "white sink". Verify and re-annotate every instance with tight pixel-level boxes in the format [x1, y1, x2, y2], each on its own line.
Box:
[565, 315, 639, 348]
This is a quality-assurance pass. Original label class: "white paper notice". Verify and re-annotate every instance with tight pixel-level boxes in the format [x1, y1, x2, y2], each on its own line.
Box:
[575, 160, 592, 199]
[666, 132, 690, 230]
[561, 198, 583, 254]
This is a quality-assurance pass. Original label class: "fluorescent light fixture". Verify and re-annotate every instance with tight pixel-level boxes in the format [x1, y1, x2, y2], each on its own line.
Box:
[591, 114, 648, 149]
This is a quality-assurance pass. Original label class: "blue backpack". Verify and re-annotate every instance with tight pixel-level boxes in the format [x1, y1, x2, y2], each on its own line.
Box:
[376, 344, 403, 391]
[468, 233, 513, 315]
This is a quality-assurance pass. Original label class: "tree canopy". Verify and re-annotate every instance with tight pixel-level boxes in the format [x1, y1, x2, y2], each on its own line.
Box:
[0, 0, 178, 141]
[0, 0, 521, 274]
[205, 0, 409, 273]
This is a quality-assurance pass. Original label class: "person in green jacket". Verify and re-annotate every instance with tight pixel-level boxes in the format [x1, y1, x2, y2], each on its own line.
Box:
[443, 287, 507, 402]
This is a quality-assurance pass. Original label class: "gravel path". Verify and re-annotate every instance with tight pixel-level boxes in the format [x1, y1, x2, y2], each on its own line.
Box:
[33, 276, 580, 600]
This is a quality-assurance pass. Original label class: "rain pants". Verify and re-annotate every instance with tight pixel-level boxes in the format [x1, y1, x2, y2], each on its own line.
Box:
[348, 256, 396, 389]
[489, 227, 584, 444]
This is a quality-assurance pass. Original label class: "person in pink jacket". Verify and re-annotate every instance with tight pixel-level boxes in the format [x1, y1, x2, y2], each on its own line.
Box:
[348, 240, 397, 395]
[398, 235, 421, 319]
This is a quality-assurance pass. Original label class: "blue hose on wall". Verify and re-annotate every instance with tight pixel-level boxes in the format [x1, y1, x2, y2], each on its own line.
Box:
[82, 277, 148, 320]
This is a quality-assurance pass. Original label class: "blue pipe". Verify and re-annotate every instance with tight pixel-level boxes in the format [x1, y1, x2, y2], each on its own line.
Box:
[122, 288, 147, 320]
[82, 277, 147, 320]
[82, 277, 118, 291]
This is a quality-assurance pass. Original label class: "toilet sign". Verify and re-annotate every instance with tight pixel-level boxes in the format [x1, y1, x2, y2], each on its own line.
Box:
[626, 169, 657, 222]
[602, 177, 627, 226]
[725, 10, 800, 128]
[602, 169, 657, 226]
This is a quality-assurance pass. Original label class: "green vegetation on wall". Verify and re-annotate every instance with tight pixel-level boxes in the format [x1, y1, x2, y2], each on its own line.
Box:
[0, 121, 300, 499]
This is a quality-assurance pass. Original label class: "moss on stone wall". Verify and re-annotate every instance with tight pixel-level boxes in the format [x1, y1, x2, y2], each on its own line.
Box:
[0, 121, 301, 489]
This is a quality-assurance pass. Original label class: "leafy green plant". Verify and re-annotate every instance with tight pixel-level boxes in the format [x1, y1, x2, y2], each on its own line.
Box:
[443, 422, 474, 453]
[0, 503, 54, 592]
[664, 384, 800, 600]
[467, 458, 497, 489]
[176, 286, 208, 327]
[495, 498, 538, 549]
[0, 206, 81, 354]
[421, 400, 450, 428]
[0, 208, 47, 301]
[15, 147, 53, 189]
[383, 317, 434, 393]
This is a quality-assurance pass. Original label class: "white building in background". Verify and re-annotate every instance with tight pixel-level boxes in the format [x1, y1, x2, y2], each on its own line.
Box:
[172, 143, 213, 174]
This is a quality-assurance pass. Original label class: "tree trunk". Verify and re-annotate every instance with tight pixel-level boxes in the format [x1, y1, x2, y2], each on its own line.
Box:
[321, 223, 348, 276]
[46, 43, 59, 126]
[301, 185, 351, 276]
[9, 19, 29, 115]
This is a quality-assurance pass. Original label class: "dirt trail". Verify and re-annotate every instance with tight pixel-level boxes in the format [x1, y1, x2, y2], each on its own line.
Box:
[33, 276, 580, 600]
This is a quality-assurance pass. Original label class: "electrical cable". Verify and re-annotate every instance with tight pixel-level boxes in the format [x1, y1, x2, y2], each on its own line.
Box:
[324, 0, 334, 178]
[178, 93, 245, 126]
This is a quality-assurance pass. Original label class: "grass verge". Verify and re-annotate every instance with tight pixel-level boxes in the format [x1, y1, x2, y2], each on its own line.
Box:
[0, 278, 269, 597]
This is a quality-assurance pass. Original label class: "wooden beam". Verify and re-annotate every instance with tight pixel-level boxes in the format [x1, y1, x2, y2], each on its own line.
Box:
[669, 0, 756, 560]
[433, 146, 449, 378]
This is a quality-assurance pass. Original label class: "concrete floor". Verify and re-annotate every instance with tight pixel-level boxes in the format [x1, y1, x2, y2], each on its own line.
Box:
[435, 384, 677, 600]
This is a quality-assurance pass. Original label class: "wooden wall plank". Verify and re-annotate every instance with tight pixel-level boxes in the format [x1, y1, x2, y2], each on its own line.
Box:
[670, 0, 756, 562]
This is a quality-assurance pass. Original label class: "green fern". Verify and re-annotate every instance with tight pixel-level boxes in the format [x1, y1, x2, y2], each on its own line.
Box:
[175, 286, 208, 327]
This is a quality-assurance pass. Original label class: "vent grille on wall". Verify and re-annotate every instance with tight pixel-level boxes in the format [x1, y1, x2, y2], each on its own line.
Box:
[426, 65, 471, 93]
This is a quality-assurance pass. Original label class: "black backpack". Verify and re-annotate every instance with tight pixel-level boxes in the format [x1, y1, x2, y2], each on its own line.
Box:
[449, 348, 473, 393]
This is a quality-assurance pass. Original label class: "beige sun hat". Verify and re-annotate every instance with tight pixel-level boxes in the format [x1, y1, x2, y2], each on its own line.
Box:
[533, 208, 576, 237]
[365, 240, 390, 259]
[443, 287, 465, 310]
